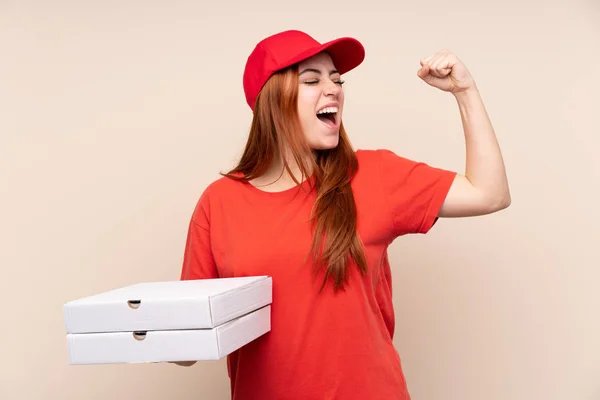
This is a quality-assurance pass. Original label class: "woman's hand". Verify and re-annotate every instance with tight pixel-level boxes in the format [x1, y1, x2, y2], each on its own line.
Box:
[169, 361, 197, 367]
[417, 50, 476, 94]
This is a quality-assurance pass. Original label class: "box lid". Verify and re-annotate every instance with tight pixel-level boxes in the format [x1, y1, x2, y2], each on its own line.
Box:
[63, 276, 272, 334]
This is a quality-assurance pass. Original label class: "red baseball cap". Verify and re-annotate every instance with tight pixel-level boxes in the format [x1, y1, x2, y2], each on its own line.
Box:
[242, 30, 365, 111]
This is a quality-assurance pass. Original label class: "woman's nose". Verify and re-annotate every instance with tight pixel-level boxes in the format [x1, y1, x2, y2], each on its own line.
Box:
[324, 80, 341, 96]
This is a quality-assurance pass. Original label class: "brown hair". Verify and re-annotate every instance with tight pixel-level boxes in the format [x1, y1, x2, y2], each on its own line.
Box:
[223, 66, 367, 291]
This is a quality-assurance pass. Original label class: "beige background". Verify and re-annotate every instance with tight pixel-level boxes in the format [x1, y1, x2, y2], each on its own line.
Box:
[2, 0, 599, 399]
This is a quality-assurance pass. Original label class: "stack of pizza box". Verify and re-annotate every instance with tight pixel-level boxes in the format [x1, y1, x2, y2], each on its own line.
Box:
[63, 276, 272, 365]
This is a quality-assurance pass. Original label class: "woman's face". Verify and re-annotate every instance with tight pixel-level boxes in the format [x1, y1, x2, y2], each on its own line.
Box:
[296, 52, 345, 150]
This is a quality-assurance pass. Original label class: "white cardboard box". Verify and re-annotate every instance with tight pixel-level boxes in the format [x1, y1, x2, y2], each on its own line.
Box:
[66, 305, 271, 364]
[63, 276, 272, 365]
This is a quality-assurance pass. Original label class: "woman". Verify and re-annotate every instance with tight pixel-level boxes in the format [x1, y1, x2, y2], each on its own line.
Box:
[175, 30, 510, 400]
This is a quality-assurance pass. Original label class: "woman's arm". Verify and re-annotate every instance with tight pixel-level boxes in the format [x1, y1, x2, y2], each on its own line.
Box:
[417, 50, 511, 218]
[440, 85, 511, 217]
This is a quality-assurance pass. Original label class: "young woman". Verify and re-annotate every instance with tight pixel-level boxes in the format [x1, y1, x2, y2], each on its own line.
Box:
[175, 30, 510, 400]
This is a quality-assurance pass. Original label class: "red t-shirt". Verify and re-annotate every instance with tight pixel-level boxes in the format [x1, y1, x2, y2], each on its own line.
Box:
[180, 149, 456, 400]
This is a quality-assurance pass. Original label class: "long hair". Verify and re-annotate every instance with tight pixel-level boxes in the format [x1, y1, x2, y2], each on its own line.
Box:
[223, 66, 367, 292]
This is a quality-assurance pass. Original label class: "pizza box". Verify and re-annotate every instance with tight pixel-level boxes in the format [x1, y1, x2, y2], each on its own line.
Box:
[63, 276, 272, 333]
[66, 305, 271, 364]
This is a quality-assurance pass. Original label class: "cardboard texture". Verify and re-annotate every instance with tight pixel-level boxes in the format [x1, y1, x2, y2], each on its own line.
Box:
[63, 276, 273, 365]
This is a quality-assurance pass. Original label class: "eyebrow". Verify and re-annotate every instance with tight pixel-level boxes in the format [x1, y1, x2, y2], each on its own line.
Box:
[299, 68, 339, 76]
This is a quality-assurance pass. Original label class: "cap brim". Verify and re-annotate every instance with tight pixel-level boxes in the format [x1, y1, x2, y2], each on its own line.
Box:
[318, 37, 366, 75]
[281, 36, 365, 75]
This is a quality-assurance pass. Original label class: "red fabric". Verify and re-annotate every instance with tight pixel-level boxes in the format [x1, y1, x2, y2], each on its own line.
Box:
[181, 149, 456, 400]
[243, 30, 365, 110]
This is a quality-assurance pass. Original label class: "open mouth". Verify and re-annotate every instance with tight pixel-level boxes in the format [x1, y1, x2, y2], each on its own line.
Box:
[317, 113, 336, 124]
[316, 106, 338, 127]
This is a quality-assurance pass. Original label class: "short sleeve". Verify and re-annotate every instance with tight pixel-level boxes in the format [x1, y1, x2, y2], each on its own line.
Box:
[378, 149, 457, 237]
[180, 190, 219, 280]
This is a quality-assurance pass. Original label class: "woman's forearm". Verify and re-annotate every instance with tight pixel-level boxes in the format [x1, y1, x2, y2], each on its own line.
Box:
[454, 85, 511, 209]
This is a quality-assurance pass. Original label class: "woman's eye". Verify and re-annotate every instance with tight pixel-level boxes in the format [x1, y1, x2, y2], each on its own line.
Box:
[303, 79, 345, 86]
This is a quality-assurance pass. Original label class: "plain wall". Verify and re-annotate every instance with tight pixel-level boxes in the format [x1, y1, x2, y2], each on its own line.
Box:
[1, 1, 599, 399]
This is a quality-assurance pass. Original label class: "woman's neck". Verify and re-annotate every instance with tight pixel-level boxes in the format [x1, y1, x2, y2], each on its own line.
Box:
[249, 150, 314, 191]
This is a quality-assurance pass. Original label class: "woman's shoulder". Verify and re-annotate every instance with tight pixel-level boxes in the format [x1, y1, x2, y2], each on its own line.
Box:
[199, 173, 244, 198]
[353, 148, 439, 186]
[355, 148, 426, 171]
[355, 148, 400, 163]
[354, 148, 403, 173]
[187, 174, 246, 219]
